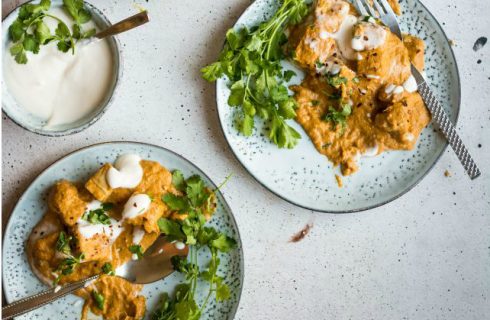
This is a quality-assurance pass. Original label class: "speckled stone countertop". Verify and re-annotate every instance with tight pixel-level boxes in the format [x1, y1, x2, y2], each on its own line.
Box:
[2, 0, 489, 319]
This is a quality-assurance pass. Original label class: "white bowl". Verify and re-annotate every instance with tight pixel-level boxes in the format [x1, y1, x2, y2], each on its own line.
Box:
[1, 0, 122, 136]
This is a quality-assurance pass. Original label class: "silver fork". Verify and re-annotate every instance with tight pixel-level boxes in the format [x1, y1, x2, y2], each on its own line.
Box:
[354, 0, 481, 180]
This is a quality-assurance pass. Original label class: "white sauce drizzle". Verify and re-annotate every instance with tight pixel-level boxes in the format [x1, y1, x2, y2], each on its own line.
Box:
[319, 15, 359, 60]
[351, 21, 387, 51]
[106, 154, 143, 189]
[366, 74, 381, 79]
[403, 75, 418, 93]
[132, 227, 145, 245]
[122, 194, 152, 219]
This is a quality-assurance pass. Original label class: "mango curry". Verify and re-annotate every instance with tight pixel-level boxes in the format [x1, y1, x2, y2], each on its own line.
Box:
[26, 155, 214, 319]
[288, 0, 430, 175]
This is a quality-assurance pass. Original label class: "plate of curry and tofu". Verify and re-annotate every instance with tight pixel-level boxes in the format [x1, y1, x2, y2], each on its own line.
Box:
[2, 142, 243, 320]
[204, 0, 460, 212]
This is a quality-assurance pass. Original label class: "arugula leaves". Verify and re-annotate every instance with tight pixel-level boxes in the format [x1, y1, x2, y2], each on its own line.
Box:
[8, 0, 95, 64]
[152, 171, 236, 320]
[81, 203, 113, 225]
[201, 0, 309, 149]
[323, 103, 352, 131]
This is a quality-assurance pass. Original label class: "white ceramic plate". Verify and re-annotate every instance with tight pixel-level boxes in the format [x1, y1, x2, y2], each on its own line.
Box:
[2, 142, 243, 320]
[216, 0, 460, 213]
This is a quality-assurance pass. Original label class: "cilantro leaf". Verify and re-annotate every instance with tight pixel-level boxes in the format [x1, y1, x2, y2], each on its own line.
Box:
[101, 262, 115, 276]
[201, 0, 309, 149]
[129, 245, 144, 260]
[323, 103, 352, 131]
[157, 218, 185, 240]
[82, 206, 111, 225]
[92, 290, 105, 310]
[172, 170, 186, 192]
[56, 231, 73, 255]
[162, 193, 189, 212]
[185, 176, 209, 208]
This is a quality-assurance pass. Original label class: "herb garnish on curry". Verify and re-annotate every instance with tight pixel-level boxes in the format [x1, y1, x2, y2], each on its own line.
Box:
[27, 154, 236, 320]
[203, 0, 430, 176]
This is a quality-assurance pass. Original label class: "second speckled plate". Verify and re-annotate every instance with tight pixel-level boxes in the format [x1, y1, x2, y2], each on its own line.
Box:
[216, 0, 460, 212]
[2, 142, 243, 320]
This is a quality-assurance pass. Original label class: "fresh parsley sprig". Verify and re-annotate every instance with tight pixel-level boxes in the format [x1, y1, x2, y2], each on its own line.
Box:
[201, 0, 309, 149]
[152, 171, 236, 320]
[8, 0, 95, 64]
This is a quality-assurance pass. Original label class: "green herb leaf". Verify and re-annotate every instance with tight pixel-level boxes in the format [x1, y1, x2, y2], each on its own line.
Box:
[323, 103, 352, 130]
[157, 218, 185, 240]
[56, 231, 73, 255]
[82, 206, 111, 225]
[326, 75, 348, 87]
[200, 0, 309, 148]
[171, 170, 186, 192]
[92, 290, 105, 310]
[162, 193, 189, 212]
[101, 262, 115, 276]
[129, 244, 144, 260]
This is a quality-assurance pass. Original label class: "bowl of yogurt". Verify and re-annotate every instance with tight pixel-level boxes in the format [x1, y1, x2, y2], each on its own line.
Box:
[2, 0, 122, 136]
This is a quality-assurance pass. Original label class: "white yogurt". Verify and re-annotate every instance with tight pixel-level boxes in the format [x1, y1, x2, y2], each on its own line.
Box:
[122, 194, 152, 219]
[3, 7, 114, 128]
[106, 154, 144, 189]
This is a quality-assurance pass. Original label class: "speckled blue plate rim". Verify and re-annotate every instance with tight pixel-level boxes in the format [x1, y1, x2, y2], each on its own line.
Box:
[214, 0, 462, 214]
[1, 0, 124, 137]
[1, 141, 244, 320]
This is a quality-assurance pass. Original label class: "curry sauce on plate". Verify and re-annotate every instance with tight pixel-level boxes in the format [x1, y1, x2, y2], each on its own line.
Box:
[288, 0, 430, 175]
[26, 155, 215, 320]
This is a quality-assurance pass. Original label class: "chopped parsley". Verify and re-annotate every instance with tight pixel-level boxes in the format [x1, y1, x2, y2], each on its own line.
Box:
[326, 75, 348, 88]
[8, 0, 95, 64]
[92, 290, 105, 310]
[129, 245, 144, 260]
[200, 0, 309, 149]
[101, 262, 115, 276]
[54, 252, 85, 285]
[82, 203, 112, 225]
[56, 231, 72, 255]
[323, 103, 352, 131]
[152, 172, 236, 320]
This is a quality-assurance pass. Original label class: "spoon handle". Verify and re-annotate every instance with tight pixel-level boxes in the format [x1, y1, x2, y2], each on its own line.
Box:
[2, 275, 99, 319]
[95, 11, 149, 39]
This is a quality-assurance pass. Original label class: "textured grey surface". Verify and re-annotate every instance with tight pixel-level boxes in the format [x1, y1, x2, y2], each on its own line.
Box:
[2, 0, 490, 319]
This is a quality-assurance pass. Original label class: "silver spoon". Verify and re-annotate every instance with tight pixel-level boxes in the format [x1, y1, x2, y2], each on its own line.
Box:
[2, 235, 188, 319]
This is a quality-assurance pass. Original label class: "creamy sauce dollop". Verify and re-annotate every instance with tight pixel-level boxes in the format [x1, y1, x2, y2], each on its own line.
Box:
[122, 194, 152, 219]
[3, 7, 114, 128]
[106, 154, 144, 189]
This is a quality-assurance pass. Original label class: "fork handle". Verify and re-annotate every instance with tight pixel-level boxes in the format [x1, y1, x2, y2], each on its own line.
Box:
[2, 275, 98, 319]
[417, 82, 481, 179]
